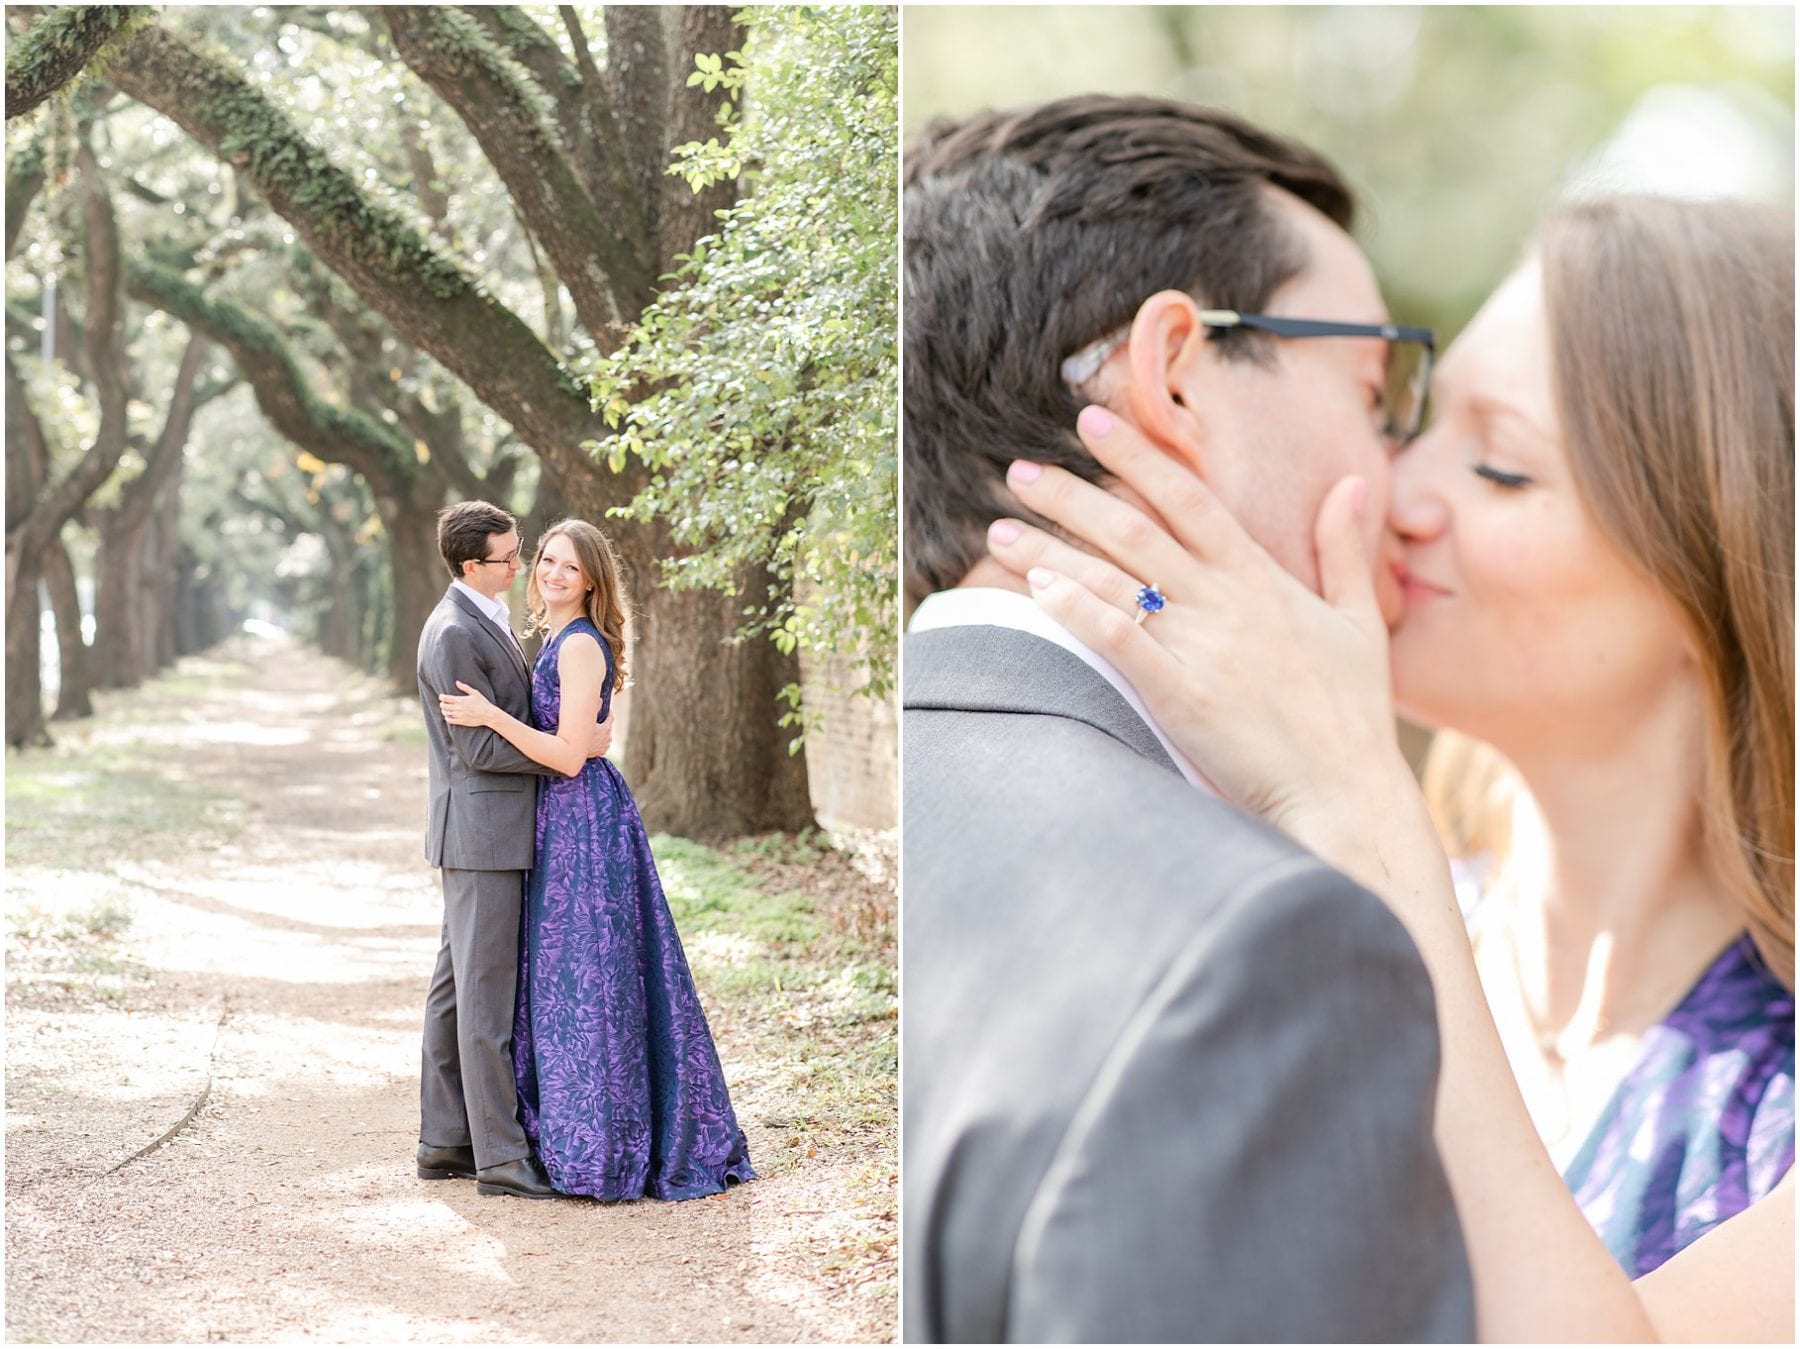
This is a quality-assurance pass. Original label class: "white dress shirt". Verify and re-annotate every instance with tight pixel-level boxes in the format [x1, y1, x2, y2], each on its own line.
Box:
[908, 586, 1216, 794]
[452, 579, 526, 661]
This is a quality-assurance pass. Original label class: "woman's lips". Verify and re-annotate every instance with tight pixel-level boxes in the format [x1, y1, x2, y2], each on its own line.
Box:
[1392, 560, 1450, 604]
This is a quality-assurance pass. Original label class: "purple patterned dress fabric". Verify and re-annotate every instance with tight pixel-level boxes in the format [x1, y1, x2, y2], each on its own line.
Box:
[511, 618, 754, 1200]
[1563, 934, 1792, 1276]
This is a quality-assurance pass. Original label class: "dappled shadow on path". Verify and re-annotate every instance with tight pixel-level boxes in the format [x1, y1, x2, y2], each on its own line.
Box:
[5, 635, 871, 1343]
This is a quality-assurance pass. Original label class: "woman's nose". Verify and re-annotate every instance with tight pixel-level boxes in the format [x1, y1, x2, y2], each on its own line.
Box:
[1387, 435, 1452, 543]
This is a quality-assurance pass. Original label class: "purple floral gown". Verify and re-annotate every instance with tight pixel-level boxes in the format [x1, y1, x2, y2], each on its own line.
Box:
[1562, 934, 1791, 1275]
[511, 617, 754, 1200]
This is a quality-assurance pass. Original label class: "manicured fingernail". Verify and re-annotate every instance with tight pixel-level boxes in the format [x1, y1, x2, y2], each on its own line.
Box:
[1027, 567, 1058, 591]
[1077, 405, 1114, 438]
[988, 519, 1022, 546]
[1349, 476, 1368, 517]
[1008, 460, 1043, 486]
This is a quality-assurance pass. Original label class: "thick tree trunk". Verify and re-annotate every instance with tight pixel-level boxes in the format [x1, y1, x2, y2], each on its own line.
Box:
[6, 567, 51, 749]
[363, 542, 393, 675]
[319, 562, 362, 663]
[89, 334, 204, 687]
[5, 347, 48, 747]
[8, 148, 132, 646]
[92, 508, 143, 687]
[147, 482, 181, 671]
[383, 497, 446, 690]
[308, 504, 363, 664]
[177, 529, 236, 657]
[43, 533, 93, 719]
[173, 545, 210, 656]
[619, 524, 813, 840]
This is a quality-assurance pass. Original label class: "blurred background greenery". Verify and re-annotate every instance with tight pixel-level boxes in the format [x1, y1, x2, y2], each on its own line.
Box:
[903, 5, 1794, 338]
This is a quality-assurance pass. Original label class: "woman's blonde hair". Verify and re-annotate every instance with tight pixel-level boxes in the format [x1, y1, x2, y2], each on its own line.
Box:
[524, 519, 631, 693]
[1429, 196, 1793, 988]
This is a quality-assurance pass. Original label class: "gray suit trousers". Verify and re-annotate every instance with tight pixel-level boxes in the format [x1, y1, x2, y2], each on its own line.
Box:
[419, 867, 530, 1169]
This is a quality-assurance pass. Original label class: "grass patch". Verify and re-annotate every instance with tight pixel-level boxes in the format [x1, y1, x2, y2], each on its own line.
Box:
[654, 835, 821, 946]
[5, 893, 148, 1009]
[726, 827, 830, 867]
[6, 747, 245, 869]
[6, 647, 258, 870]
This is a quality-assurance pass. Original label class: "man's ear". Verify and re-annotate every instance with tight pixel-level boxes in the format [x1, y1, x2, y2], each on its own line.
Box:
[1120, 290, 1212, 471]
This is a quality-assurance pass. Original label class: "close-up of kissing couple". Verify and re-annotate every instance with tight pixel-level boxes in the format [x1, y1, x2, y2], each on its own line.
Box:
[902, 94, 1792, 1343]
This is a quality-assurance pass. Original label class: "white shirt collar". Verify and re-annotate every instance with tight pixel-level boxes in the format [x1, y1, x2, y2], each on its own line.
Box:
[451, 579, 517, 634]
[909, 586, 1216, 795]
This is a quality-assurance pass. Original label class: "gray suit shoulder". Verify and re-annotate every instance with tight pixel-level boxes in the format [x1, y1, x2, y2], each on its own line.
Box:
[903, 702, 1471, 1342]
[1005, 857, 1467, 1341]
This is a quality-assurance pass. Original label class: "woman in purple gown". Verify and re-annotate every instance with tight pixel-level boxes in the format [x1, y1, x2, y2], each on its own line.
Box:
[440, 519, 753, 1201]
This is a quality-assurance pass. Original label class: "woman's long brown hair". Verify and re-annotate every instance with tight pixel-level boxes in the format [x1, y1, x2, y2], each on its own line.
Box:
[1537, 196, 1793, 988]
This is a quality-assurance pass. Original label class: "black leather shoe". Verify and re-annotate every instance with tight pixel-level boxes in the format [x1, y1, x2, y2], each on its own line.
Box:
[416, 1143, 477, 1180]
[476, 1157, 560, 1199]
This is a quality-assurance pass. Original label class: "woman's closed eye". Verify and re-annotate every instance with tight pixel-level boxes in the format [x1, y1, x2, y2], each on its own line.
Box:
[1473, 463, 1533, 489]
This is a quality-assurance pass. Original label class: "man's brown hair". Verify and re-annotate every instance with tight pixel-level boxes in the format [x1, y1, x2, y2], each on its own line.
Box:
[437, 499, 516, 580]
[904, 94, 1356, 606]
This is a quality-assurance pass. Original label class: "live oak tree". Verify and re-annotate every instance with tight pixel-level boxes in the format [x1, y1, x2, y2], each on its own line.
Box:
[592, 7, 898, 745]
[5, 6, 896, 839]
[5, 138, 136, 746]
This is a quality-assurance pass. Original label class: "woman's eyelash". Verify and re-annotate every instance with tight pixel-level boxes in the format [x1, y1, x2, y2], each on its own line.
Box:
[1474, 464, 1532, 489]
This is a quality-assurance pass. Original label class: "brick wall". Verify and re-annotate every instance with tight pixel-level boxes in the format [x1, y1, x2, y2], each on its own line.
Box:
[796, 646, 898, 831]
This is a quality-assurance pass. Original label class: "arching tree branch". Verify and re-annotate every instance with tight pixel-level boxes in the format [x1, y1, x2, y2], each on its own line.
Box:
[125, 259, 416, 492]
[104, 22, 603, 493]
[5, 4, 136, 121]
[381, 5, 654, 337]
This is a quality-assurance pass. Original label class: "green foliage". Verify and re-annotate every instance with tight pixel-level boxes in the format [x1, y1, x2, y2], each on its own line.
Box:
[6, 134, 48, 189]
[657, 833, 821, 946]
[589, 6, 898, 701]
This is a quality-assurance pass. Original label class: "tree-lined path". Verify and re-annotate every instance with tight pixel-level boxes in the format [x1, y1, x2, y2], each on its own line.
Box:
[5, 635, 896, 1343]
[7, 4, 896, 843]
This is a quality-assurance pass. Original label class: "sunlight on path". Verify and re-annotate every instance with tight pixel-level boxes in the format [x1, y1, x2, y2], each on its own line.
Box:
[6, 635, 892, 1343]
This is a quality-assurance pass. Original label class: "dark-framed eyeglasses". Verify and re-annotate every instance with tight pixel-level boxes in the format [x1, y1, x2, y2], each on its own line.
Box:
[1061, 309, 1437, 446]
[473, 545, 523, 568]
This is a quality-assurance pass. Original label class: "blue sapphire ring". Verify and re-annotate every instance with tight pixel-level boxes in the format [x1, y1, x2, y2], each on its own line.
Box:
[1133, 582, 1166, 625]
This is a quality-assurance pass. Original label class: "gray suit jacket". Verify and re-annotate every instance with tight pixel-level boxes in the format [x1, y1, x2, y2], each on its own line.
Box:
[903, 624, 1474, 1343]
[416, 585, 552, 871]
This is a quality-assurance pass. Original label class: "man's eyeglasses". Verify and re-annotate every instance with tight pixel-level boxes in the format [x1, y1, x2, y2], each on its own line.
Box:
[473, 545, 524, 568]
[1061, 309, 1437, 446]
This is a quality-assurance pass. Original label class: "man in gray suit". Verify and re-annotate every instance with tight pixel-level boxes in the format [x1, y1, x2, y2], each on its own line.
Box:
[413, 500, 604, 1200]
[903, 97, 1475, 1340]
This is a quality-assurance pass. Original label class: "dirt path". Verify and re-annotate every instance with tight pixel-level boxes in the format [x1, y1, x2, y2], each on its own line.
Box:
[5, 636, 894, 1343]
